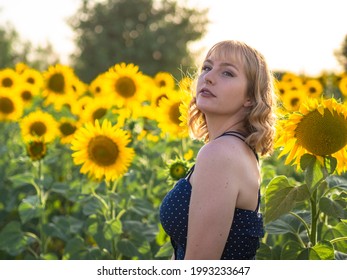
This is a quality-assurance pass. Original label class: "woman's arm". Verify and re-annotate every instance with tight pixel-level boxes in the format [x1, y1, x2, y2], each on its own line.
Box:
[184, 140, 245, 260]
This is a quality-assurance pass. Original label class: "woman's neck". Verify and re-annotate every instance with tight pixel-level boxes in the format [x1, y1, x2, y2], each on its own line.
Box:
[205, 115, 246, 141]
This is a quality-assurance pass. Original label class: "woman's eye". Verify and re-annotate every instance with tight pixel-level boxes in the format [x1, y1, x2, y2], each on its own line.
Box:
[223, 71, 234, 77]
[201, 65, 211, 72]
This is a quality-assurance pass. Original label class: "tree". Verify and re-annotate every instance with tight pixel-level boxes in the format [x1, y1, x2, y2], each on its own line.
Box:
[335, 34, 347, 71]
[68, 0, 209, 82]
[0, 22, 60, 71]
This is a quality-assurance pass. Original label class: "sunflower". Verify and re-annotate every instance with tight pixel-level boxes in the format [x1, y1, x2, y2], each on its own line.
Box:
[0, 88, 24, 121]
[20, 110, 58, 143]
[156, 89, 191, 138]
[178, 76, 193, 93]
[339, 76, 347, 96]
[70, 95, 94, 117]
[89, 73, 109, 97]
[70, 76, 87, 97]
[58, 117, 79, 144]
[15, 62, 30, 74]
[105, 63, 147, 109]
[304, 79, 323, 99]
[42, 64, 75, 107]
[26, 140, 47, 161]
[71, 119, 135, 181]
[14, 83, 40, 106]
[20, 67, 44, 90]
[274, 80, 290, 97]
[79, 97, 113, 124]
[0, 68, 20, 89]
[281, 89, 307, 112]
[154, 72, 175, 89]
[275, 98, 347, 174]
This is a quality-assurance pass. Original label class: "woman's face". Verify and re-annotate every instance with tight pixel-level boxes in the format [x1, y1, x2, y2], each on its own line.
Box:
[196, 53, 251, 117]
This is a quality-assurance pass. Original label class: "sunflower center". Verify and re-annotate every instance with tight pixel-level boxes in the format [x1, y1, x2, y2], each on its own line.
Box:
[156, 94, 167, 106]
[59, 122, 76, 136]
[308, 87, 317, 94]
[92, 108, 107, 121]
[95, 86, 101, 94]
[159, 80, 166, 87]
[115, 77, 136, 98]
[27, 141, 46, 161]
[30, 122, 47, 137]
[0, 97, 15, 114]
[295, 108, 347, 156]
[88, 135, 119, 166]
[291, 98, 300, 107]
[48, 73, 65, 94]
[2, 78, 13, 88]
[27, 77, 35, 84]
[169, 102, 181, 125]
[22, 90, 33, 101]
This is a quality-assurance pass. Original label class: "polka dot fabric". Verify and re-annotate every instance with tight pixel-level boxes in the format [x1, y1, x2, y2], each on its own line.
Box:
[159, 175, 264, 260]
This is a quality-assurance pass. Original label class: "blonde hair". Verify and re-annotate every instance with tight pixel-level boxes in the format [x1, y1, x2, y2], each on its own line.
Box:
[188, 40, 276, 156]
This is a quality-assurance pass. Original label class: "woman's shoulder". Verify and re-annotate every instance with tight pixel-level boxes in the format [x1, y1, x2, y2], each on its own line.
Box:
[196, 135, 250, 164]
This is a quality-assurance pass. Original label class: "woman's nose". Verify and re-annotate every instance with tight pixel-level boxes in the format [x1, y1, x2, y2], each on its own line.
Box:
[204, 71, 214, 84]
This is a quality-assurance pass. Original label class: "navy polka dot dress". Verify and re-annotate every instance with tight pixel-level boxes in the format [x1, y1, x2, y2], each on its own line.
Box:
[159, 131, 264, 260]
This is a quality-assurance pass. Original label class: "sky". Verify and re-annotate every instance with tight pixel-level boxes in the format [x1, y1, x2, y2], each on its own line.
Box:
[0, 0, 346, 76]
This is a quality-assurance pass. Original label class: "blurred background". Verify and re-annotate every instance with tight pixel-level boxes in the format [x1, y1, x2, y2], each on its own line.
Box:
[1, 0, 347, 82]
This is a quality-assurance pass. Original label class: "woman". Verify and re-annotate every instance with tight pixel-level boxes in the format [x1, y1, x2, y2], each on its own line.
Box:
[159, 40, 276, 260]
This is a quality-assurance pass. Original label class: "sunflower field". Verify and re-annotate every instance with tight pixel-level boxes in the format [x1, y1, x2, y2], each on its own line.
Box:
[0, 62, 347, 260]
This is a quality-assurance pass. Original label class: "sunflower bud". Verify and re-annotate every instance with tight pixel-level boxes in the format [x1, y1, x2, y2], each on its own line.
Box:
[167, 158, 189, 182]
[27, 140, 47, 161]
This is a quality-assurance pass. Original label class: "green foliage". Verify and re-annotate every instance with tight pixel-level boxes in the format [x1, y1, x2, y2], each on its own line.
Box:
[68, 0, 209, 82]
[261, 153, 347, 260]
[0, 119, 199, 259]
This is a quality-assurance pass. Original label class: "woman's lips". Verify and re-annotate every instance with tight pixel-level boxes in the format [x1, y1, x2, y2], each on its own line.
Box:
[199, 88, 216, 97]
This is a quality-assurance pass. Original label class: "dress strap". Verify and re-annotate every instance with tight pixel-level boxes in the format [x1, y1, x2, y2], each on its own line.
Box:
[185, 165, 195, 181]
[215, 130, 246, 141]
[255, 189, 261, 212]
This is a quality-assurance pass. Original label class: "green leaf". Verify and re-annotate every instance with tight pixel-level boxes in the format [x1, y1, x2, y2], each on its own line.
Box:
[18, 195, 42, 224]
[123, 220, 158, 242]
[8, 173, 37, 189]
[50, 182, 71, 195]
[117, 239, 139, 258]
[265, 176, 307, 223]
[128, 197, 154, 216]
[103, 219, 122, 240]
[324, 156, 337, 174]
[301, 154, 324, 191]
[82, 196, 106, 216]
[0, 221, 33, 256]
[155, 241, 173, 258]
[255, 242, 273, 260]
[281, 240, 304, 260]
[297, 241, 335, 260]
[323, 222, 347, 253]
[63, 237, 88, 260]
[326, 175, 347, 190]
[319, 197, 347, 219]
[265, 212, 310, 235]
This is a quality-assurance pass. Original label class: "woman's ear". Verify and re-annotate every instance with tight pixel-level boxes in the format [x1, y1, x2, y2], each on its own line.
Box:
[243, 98, 253, 107]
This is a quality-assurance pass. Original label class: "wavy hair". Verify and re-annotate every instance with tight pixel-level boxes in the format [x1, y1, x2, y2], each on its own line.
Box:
[188, 40, 276, 156]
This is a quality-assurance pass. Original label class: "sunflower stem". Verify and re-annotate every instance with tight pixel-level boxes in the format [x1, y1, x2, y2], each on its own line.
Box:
[91, 188, 109, 220]
[309, 189, 318, 246]
[36, 159, 48, 257]
[331, 236, 347, 244]
[289, 211, 310, 243]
